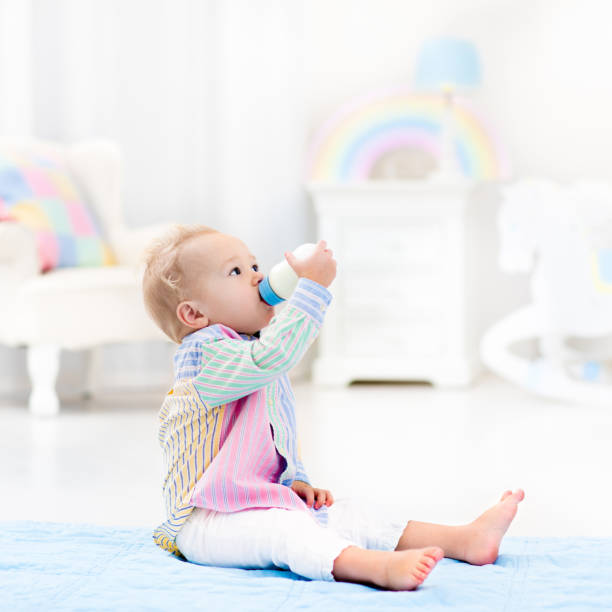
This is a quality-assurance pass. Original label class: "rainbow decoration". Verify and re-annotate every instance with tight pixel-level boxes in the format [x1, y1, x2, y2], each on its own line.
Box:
[591, 249, 612, 294]
[306, 88, 511, 182]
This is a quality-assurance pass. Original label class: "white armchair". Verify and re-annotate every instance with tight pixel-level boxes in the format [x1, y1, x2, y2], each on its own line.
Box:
[0, 140, 171, 415]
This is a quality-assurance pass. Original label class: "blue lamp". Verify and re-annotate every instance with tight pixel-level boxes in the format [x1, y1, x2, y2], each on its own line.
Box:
[414, 37, 481, 92]
[414, 37, 482, 182]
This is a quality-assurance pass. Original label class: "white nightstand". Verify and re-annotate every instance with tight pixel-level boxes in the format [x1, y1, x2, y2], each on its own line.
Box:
[308, 181, 497, 387]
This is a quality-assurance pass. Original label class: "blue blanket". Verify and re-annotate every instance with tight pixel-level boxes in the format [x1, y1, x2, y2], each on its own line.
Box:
[2, 521, 611, 611]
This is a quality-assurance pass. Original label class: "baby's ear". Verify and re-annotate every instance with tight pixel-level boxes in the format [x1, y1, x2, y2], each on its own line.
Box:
[176, 301, 209, 329]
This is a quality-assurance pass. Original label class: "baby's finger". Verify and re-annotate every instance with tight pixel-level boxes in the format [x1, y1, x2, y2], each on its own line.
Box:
[284, 251, 298, 270]
[315, 489, 326, 509]
[305, 488, 315, 507]
[325, 491, 334, 506]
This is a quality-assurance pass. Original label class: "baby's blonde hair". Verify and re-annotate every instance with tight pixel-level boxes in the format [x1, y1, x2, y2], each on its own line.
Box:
[142, 224, 218, 343]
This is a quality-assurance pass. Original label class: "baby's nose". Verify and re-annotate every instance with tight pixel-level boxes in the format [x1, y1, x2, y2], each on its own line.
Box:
[253, 271, 264, 285]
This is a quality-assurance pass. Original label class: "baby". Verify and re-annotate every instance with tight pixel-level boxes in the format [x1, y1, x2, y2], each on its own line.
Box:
[143, 224, 525, 591]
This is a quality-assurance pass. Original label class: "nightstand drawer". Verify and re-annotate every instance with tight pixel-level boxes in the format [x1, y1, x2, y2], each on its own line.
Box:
[341, 272, 444, 311]
[342, 319, 443, 357]
[340, 219, 444, 266]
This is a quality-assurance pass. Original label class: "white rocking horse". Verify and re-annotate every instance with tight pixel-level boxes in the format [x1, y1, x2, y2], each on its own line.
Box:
[481, 179, 612, 405]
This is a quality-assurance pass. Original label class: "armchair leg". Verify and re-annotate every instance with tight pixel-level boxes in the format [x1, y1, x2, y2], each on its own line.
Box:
[27, 344, 61, 416]
[83, 347, 100, 399]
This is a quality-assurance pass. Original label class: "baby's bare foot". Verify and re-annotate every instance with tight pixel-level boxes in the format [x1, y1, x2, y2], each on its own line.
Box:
[463, 489, 525, 565]
[383, 547, 444, 590]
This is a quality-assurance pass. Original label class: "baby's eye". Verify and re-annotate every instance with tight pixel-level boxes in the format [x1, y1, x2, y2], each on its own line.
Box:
[252, 264, 259, 272]
[230, 267, 241, 276]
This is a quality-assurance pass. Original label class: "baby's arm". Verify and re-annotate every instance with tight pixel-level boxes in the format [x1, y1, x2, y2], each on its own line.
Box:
[193, 279, 331, 407]
[193, 241, 335, 407]
[295, 456, 310, 484]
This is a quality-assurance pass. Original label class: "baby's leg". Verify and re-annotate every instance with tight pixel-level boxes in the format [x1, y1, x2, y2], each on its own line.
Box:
[176, 506, 442, 590]
[397, 489, 525, 565]
[333, 545, 443, 590]
[322, 499, 444, 589]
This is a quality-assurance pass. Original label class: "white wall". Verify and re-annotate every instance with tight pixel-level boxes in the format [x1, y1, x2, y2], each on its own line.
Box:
[304, 0, 612, 183]
[0, 0, 32, 136]
[9, 0, 612, 229]
[2, 0, 612, 397]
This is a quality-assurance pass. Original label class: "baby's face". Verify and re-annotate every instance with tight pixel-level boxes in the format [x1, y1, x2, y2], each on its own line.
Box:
[178, 232, 275, 335]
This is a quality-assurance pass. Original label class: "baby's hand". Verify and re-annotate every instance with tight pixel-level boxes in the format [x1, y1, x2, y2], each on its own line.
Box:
[284, 240, 337, 288]
[290, 480, 334, 510]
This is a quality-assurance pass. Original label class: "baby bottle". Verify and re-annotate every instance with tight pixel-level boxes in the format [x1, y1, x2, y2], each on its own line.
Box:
[258, 243, 317, 305]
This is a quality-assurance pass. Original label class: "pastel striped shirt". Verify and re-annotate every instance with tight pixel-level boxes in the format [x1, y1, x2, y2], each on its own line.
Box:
[153, 278, 332, 555]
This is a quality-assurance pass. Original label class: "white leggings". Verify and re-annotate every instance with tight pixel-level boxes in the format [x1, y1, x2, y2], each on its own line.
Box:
[176, 499, 407, 581]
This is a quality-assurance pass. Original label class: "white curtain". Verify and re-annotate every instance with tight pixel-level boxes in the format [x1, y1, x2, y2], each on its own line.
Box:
[0, 0, 32, 137]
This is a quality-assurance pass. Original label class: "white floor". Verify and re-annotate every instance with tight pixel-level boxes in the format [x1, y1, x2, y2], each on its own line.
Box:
[2, 374, 612, 538]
